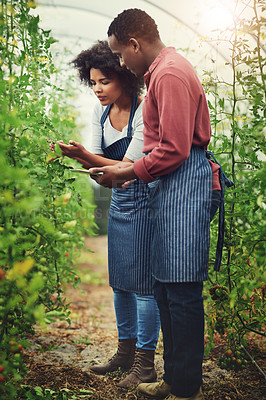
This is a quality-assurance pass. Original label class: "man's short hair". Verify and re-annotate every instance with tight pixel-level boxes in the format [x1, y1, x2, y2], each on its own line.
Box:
[107, 8, 160, 44]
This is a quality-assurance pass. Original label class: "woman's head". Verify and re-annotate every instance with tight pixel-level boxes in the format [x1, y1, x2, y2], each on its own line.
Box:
[71, 40, 144, 97]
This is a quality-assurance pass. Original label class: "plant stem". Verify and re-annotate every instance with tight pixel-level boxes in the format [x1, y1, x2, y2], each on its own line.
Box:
[253, 0, 266, 101]
[240, 344, 266, 379]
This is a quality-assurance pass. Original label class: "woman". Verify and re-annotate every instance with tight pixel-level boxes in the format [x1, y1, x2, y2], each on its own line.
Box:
[57, 41, 160, 389]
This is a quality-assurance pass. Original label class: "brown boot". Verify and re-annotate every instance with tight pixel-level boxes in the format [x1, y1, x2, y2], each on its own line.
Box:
[89, 338, 137, 375]
[117, 348, 157, 388]
[137, 379, 171, 398]
[164, 387, 204, 400]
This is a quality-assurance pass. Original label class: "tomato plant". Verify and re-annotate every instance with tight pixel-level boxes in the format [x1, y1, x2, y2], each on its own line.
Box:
[0, 0, 96, 398]
[203, 0, 265, 372]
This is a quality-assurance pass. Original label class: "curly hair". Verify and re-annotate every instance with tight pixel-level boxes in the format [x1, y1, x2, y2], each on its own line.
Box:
[107, 8, 160, 45]
[71, 40, 144, 97]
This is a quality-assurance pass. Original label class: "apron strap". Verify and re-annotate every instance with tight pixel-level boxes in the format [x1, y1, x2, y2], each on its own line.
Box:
[100, 104, 112, 150]
[100, 96, 139, 149]
[127, 96, 139, 137]
[206, 150, 234, 188]
[206, 150, 234, 272]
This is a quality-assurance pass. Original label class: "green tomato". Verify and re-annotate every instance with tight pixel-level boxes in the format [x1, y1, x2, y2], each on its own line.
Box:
[63, 220, 77, 229]
[13, 362, 20, 368]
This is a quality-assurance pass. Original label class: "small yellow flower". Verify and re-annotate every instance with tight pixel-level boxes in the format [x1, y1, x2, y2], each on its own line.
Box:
[7, 5, 16, 15]
[8, 76, 16, 84]
[27, 1, 37, 8]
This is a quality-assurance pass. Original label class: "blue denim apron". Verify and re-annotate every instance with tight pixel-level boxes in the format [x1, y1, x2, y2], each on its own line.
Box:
[147, 145, 212, 282]
[101, 97, 154, 294]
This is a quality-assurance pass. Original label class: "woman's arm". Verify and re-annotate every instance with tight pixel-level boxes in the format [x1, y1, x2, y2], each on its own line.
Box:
[72, 157, 94, 169]
[58, 140, 133, 169]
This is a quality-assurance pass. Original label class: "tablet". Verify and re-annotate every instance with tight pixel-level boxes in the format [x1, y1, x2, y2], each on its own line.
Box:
[70, 169, 103, 176]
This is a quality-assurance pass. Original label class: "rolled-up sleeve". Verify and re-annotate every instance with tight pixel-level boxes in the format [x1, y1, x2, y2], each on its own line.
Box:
[134, 74, 197, 182]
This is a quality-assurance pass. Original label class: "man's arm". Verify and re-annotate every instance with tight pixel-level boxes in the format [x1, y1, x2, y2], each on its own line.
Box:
[134, 74, 197, 182]
[89, 164, 137, 188]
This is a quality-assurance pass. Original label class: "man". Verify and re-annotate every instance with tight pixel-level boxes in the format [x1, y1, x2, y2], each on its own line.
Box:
[90, 8, 221, 400]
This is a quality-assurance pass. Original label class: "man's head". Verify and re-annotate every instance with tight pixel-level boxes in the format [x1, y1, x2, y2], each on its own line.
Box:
[107, 8, 159, 45]
[107, 8, 162, 77]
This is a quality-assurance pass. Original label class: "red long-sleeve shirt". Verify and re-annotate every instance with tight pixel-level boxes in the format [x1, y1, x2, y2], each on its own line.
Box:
[133, 47, 220, 190]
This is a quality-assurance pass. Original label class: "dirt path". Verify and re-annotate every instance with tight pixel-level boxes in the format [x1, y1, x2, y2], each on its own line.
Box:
[22, 236, 266, 400]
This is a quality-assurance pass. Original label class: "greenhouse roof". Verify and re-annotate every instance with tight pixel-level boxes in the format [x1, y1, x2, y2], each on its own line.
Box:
[36, 0, 259, 68]
[34, 0, 264, 147]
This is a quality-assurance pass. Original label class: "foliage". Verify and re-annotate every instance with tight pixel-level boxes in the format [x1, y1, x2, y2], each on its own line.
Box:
[18, 386, 94, 400]
[0, 0, 96, 398]
[203, 0, 265, 366]
[0, 0, 265, 397]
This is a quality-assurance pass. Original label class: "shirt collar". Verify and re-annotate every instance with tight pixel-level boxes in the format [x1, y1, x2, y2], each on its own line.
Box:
[144, 46, 176, 86]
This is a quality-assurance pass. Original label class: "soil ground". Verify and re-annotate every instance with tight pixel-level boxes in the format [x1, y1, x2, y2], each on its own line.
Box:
[21, 236, 265, 400]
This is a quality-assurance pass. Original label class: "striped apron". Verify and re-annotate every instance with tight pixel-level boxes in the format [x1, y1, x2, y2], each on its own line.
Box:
[101, 97, 154, 295]
[147, 145, 213, 282]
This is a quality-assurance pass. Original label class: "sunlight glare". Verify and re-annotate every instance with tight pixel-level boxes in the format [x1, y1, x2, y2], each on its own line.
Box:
[202, 5, 234, 33]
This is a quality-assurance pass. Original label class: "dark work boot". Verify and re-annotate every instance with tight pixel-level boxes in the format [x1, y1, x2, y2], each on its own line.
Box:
[117, 348, 157, 388]
[89, 338, 137, 375]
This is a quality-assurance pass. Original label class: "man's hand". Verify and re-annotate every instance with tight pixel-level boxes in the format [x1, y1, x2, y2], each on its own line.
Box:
[89, 162, 137, 188]
[58, 140, 86, 159]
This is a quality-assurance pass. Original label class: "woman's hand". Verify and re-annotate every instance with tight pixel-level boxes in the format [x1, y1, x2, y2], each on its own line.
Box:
[49, 140, 56, 152]
[58, 140, 86, 159]
[47, 140, 60, 162]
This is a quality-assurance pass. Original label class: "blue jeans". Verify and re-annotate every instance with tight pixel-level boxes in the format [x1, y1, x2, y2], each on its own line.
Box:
[153, 281, 204, 397]
[113, 289, 161, 350]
